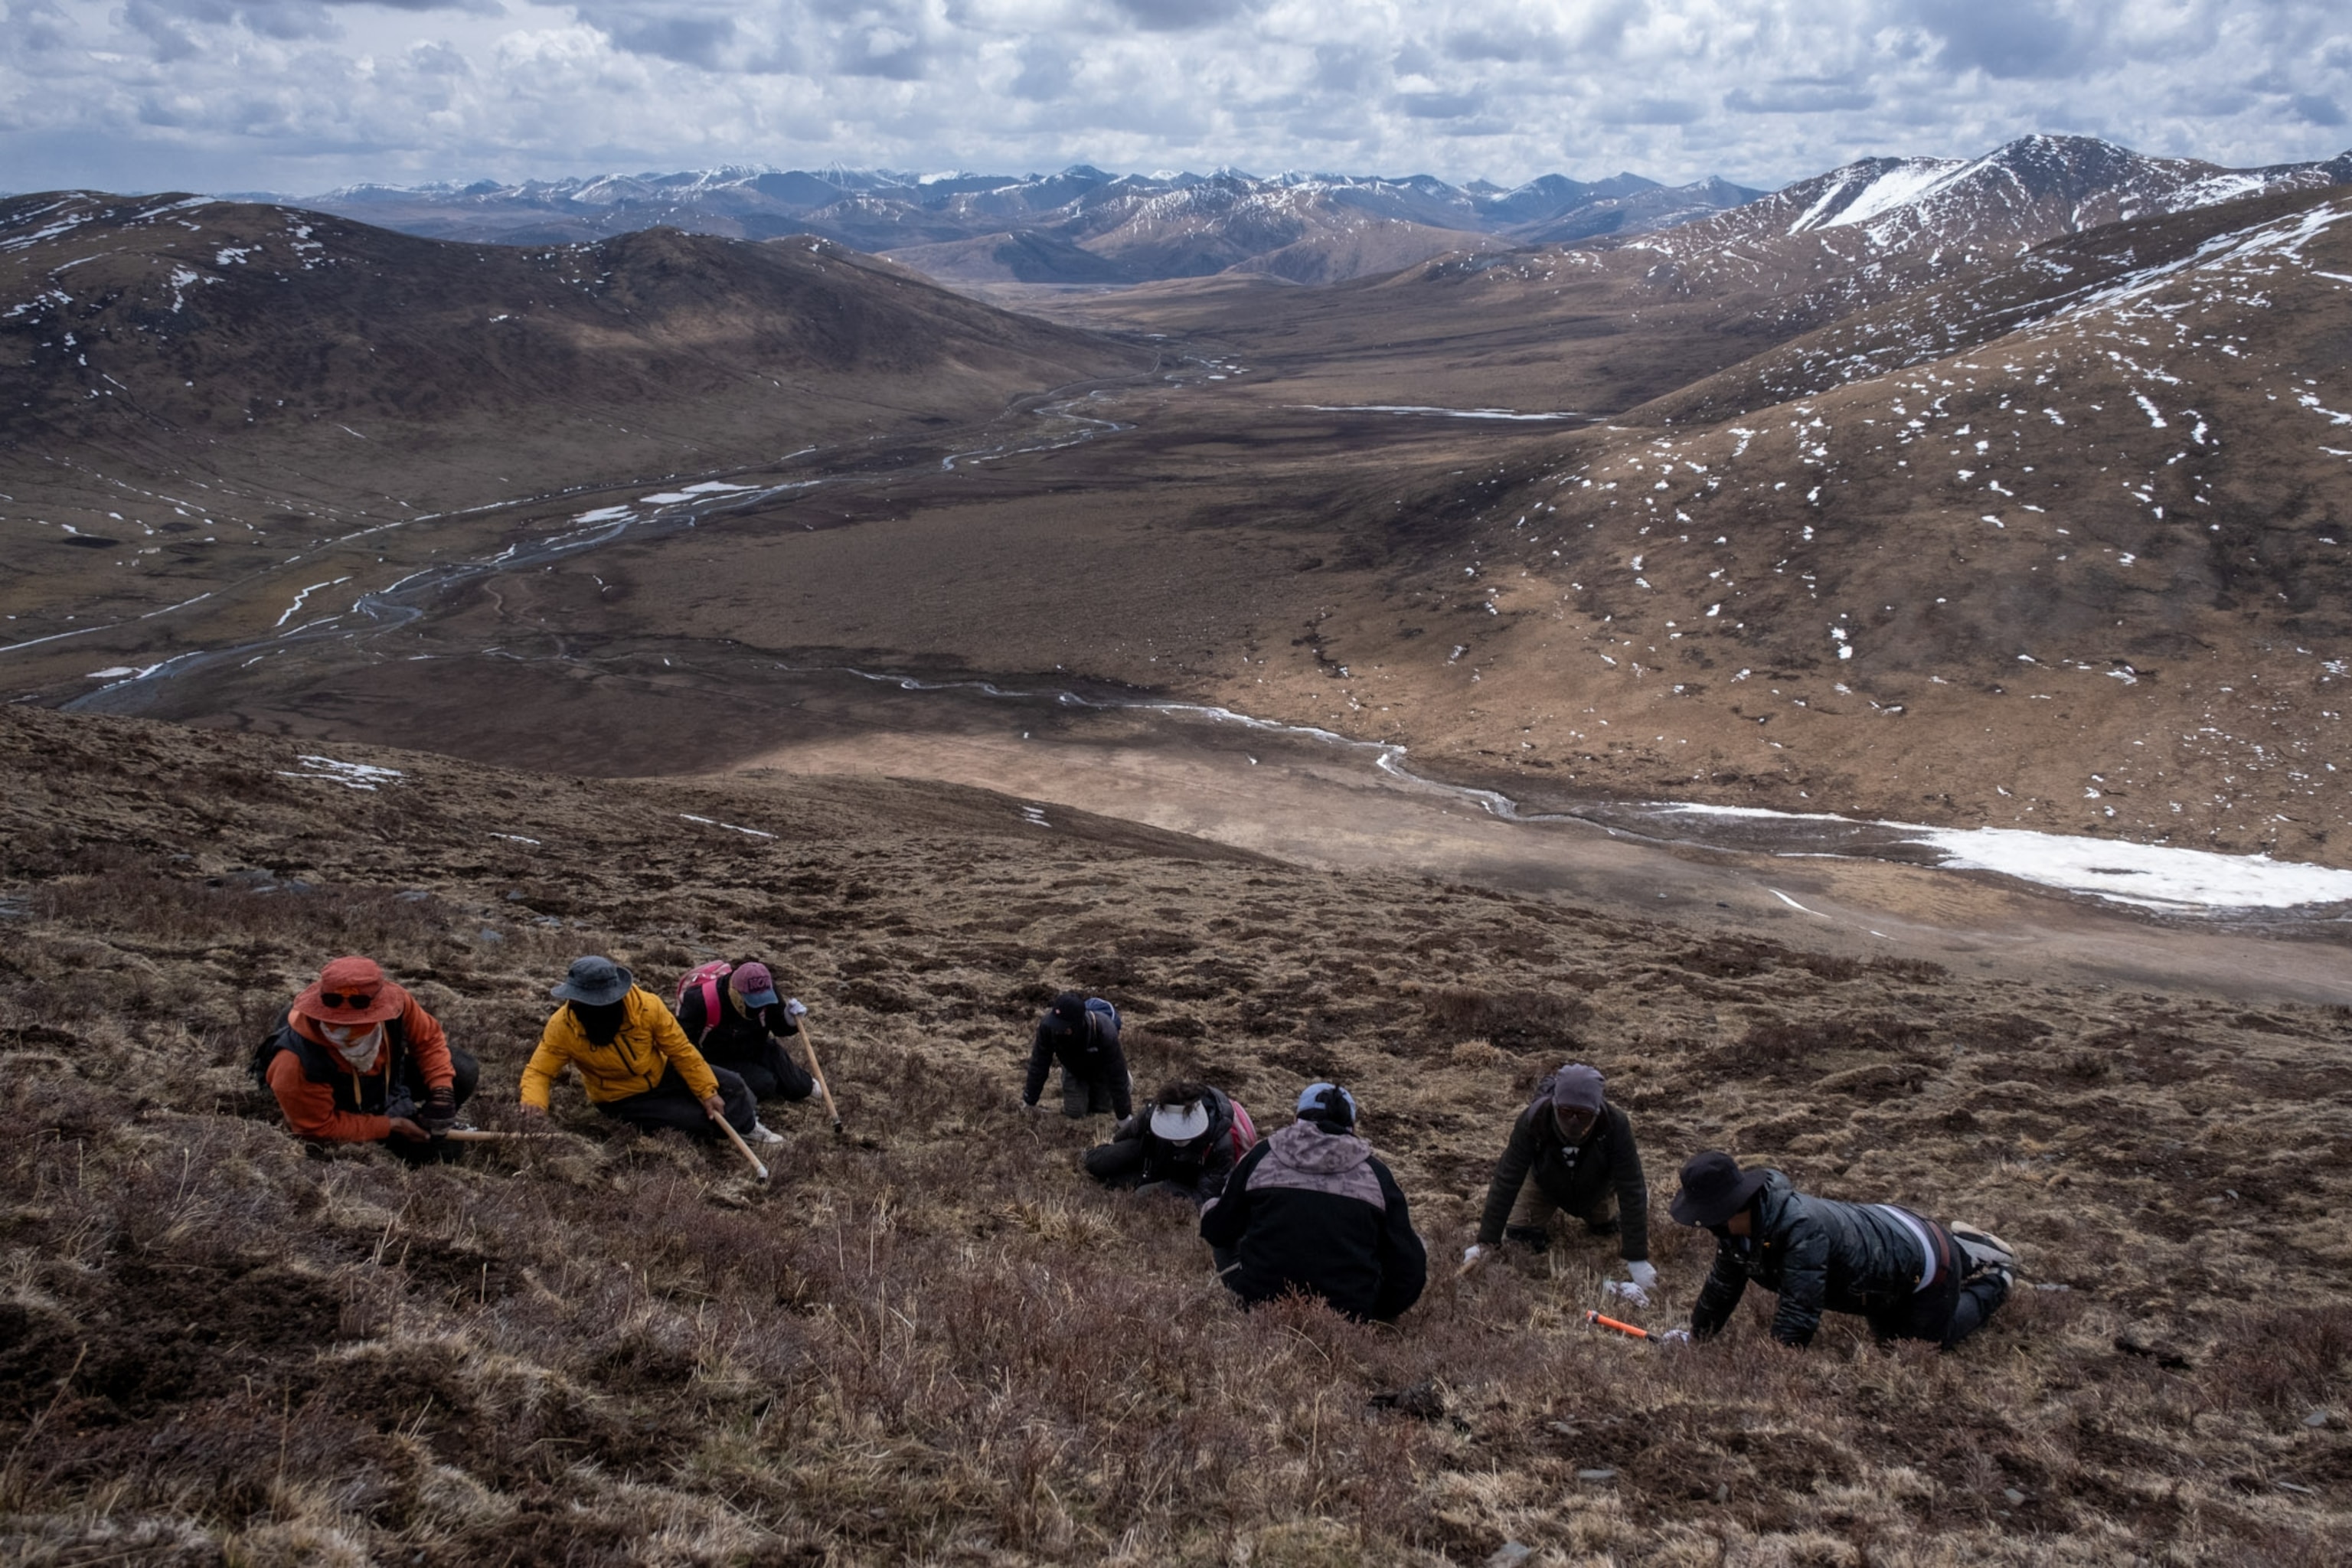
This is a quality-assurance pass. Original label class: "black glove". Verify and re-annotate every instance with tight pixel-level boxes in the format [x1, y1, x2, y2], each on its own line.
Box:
[420, 1085, 456, 1136]
[385, 1083, 418, 1123]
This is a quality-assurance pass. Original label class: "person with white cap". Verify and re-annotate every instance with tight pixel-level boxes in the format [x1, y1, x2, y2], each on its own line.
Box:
[1462, 1063, 1656, 1302]
[1198, 1082, 1427, 1325]
[1668, 1149, 2016, 1350]
[672, 957, 817, 1108]
[1082, 1080, 1255, 1207]
[521, 956, 776, 1145]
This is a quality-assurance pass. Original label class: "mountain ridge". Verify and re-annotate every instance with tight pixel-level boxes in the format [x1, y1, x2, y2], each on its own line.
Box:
[277, 162, 1768, 286]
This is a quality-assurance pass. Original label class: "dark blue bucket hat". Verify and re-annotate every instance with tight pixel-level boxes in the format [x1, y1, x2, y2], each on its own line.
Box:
[551, 955, 633, 1006]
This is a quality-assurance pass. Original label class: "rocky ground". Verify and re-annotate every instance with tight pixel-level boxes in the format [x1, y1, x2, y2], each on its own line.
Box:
[2, 705, 2347, 1564]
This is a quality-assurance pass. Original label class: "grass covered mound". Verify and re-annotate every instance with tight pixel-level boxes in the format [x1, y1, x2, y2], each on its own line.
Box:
[1, 705, 2346, 1565]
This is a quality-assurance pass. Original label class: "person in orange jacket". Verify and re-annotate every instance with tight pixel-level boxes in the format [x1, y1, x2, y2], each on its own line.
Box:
[520, 956, 774, 1143]
[258, 956, 476, 1155]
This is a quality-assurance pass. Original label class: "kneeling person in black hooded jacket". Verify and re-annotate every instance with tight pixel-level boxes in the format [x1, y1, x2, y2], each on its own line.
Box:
[1669, 1150, 2016, 1351]
[1021, 991, 1131, 1119]
[1200, 1082, 1426, 1324]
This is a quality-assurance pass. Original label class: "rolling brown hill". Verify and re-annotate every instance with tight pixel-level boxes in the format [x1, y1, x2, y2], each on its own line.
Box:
[0, 191, 1150, 686]
[1285, 188, 2352, 864]
[1024, 139, 2350, 414]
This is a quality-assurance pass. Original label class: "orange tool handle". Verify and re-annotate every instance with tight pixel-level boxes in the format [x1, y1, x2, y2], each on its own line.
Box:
[1585, 1310, 1651, 1340]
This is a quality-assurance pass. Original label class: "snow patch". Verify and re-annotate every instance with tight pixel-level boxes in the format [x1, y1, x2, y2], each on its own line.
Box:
[280, 756, 403, 791]
[1664, 805, 2352, 912]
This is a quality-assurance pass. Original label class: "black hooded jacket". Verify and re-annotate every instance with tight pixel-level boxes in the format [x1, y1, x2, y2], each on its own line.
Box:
[1473, 1082, 1649, 1260]
[1200, 1120, 1427, 1324]
[1098, 1086, 1243, 1203]
[1021, 998, 1129, 1115]
[1690, 1171, 1936, 1347]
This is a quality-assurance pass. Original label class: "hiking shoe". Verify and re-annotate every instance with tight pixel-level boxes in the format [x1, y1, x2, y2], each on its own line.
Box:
[749, 1121, 785, 1146]
[1950, 1224, 2017, 1277]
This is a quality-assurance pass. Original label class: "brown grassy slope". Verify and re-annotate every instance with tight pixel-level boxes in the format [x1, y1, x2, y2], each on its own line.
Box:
[1250, 191, 2352, 864]
[987, 247, 1788, 415]
[2, 706, 2347, 1564]
[0, 191, 1150, 638]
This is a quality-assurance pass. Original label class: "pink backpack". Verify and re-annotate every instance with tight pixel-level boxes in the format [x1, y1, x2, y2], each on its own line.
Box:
[673, 961, 733, 1044]
[1227, 1098, 1258, 1161]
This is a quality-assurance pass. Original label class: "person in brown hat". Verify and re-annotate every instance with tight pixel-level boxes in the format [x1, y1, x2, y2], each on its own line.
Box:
[1668, 1150, 2016, 1350]
[256, 956, 475, 1152]
[1462, 1063, 1655, 1302]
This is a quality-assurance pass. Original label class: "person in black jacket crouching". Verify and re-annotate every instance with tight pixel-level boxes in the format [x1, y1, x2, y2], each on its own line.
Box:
[1200, 1082, 1427, 1325]
[1462, 1063, 1655, 1302]
[1670, 1150, 2016, 1350]
[1020, 992, 1131, 1119]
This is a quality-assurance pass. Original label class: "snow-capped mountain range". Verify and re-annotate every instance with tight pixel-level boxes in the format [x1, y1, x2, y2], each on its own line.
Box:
[278, 139, 2350, 289]
[288, 164, 1766, 285]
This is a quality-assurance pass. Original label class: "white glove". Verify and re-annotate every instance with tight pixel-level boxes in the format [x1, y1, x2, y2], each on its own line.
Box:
[1462, 1244, 1485, 1266]
[1628, 1261, 1659, 1292]
[786, 998, 808, 1018]
[1655, 1328, 1692, 1345]
[1604, 1279, 1651, 1307]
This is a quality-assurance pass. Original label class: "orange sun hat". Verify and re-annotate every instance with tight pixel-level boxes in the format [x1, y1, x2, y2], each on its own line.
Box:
[291, 956, 405, 1026]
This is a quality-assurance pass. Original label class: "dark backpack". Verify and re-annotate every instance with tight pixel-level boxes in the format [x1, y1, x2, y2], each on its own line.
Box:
[252, 1008, 412, 1116]
[250, 1008, 297, 1093]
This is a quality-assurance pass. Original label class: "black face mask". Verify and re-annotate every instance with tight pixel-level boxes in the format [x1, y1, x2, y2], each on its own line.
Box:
[572, 999, 627, 1045]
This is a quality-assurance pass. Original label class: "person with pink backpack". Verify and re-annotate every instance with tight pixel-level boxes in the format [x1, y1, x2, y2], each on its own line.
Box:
[671, 958, 817, 1111]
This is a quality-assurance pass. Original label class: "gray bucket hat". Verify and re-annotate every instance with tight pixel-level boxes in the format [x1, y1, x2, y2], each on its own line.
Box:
[550, 955, 633, 1006]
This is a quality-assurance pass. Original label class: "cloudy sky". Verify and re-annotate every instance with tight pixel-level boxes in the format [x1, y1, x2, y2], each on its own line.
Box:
[3, 0, 2347, 195]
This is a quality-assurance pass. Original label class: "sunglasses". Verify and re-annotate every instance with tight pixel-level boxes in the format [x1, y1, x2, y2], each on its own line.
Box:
[317, 990, 381, 1010]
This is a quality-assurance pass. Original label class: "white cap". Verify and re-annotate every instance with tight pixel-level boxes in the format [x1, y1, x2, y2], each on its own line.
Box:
[1149, 1101, 1210, 1142]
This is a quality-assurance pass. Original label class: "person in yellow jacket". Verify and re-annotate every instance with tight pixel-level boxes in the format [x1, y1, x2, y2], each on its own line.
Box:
[520, 956, 779, 1145]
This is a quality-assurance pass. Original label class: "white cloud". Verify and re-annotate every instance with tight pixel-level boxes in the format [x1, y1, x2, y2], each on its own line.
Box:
[0, 0, 2345, 194]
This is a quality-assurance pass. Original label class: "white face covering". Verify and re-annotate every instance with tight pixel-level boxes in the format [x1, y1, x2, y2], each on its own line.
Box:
[318, 1020, 386, 1070]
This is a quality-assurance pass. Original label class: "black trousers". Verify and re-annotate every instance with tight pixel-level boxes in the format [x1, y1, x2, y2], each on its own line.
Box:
[596, 1064, 757, 1139]
[1083, 1136, 1148, 1187]
[704, 1037, 814, 1102]
[1866, 1219, 2010, 1349]
[1083, 1138, 1219, 1210]
[1060, 1067, 1125, 1118]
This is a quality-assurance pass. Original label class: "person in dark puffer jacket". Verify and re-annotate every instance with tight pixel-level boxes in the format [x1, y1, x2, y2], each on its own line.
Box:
[1083, 1080, 1248, 1207]
[1463, 1063, 1655, 1299]
[1020, 992, 1131, 1119]
[1671, 1151, 2015, 1350]
[1199, 1082, 1427, 1324]
[673, 960, 815, 1106]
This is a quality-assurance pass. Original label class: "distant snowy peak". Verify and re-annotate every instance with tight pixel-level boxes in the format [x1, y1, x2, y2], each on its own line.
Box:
[1769, 136, 2347, 250]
